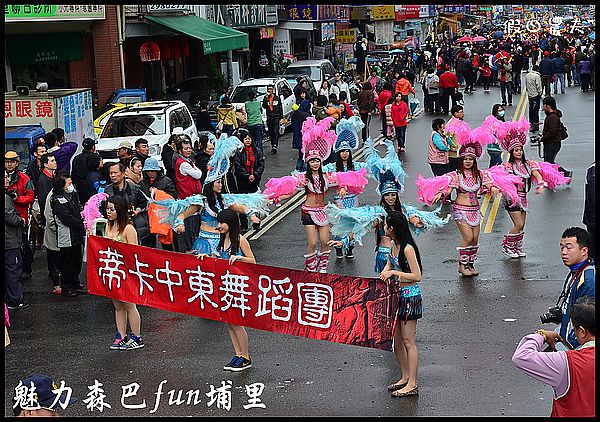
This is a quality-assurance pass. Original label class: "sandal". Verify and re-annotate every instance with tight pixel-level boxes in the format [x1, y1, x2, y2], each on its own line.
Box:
[387, 381, 408, 391]
[391, 387, 419, 397]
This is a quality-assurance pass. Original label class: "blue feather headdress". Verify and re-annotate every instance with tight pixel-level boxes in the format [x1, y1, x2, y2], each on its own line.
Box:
[204, 134, 243, 185]
[364, 138, 406, 195]
[334, 116, 364, 153]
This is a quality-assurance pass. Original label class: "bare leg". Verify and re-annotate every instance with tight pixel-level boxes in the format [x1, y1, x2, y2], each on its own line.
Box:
[124, 302, 141, 336]
[508, 210, 525, 234]
[393, 319, 410, 385]
[456, 221, 474, 247]
[112, 299, 128, 337]
[318, 225, 330, 252]
[227, 324, 249, 359]
[393, 320, 419, 394]
[471, 224, 480, 247]
[305, 225, 318, 255]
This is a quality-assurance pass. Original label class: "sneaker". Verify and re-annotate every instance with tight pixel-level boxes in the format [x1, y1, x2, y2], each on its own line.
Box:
[229, 356, 252, 372]
[516, 250, 527, 258]
[335, 247, 344, 259]
[109, 332, 124, 350]
[51, 286, 62, 295]
[271, 146, 278, 154]
[224, 356, 241, 371]
[7, 302, 28, 310]
[120, 334, 145, 350]
[400, 147, 405, 153]
[252, 222, 261, 231]
[508, 103, 513, 106]
[345, 246, 354, 259]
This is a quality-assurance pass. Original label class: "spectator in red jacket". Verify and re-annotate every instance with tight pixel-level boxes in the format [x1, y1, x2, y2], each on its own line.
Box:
[439, 68, 459, 114]
[5, 151, 35, 280]
[390, 92, 409, 154]
[378, 82, 393, 137]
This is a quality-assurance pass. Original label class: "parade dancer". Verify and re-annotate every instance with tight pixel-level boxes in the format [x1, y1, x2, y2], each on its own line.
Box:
[151, 135, 270, 256]
[380, 211, 423, 397]
[263, 117, 369, 273]
[326, 139, 449, 274]
[482, 116, 572, 258]
[322, 116, 366, 259]
[415, 119, 522, 277]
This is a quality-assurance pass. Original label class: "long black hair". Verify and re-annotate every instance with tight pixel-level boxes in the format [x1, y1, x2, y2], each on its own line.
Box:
[107, 195, 131, 236]
[385, 211, 422, 273]
[335, 149, 354, 172]
[217, 208, 241, 255]
[457, 156, 482, 184]
[202, 180, 224, 215]
[305, 158, 326, 194]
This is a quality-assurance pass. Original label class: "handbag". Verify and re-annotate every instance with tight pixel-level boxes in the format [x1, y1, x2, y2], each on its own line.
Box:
[216, 113, 226, 131]
[235, 107, 248, 126]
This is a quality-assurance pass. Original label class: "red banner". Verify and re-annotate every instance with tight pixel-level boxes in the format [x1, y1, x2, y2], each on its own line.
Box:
[86, 236, 399, 351]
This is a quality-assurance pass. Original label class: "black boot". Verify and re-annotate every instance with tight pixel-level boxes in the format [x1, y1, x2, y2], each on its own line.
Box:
[335, 247, 344, 259]
[345, 246, 354, 259]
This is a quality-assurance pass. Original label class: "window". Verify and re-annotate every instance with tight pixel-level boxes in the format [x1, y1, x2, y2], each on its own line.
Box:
[279, 82, 293, 99]
[102, 114, 166, 138]
[169, 110, 183, 132]
[177, 107, 193, 129]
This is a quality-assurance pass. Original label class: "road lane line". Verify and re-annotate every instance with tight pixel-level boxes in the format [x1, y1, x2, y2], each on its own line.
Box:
[479, 193, 491, 229]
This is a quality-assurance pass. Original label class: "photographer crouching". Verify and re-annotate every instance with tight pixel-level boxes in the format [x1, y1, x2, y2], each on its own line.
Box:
[540, 227, 595, 348]
[512, 297, 595, 417]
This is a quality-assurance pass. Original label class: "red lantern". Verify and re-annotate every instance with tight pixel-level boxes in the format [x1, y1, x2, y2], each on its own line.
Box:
[178, 38, 189, 57]
[158, 40, 172, 61]
[170, 38, 181, 59]
[139, 41, 161, 62]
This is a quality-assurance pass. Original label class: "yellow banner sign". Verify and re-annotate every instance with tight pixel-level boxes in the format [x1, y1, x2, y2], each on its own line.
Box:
[335, 28, 357, 44]
[371, 5, 394, 21]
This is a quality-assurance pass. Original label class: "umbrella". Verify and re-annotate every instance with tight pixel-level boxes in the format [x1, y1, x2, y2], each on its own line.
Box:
[473, 36, 487, 42]
[457, 36, 473, 43]
[493, 30, 504, 38]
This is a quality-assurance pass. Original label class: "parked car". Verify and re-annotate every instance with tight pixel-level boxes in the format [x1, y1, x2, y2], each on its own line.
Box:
[93, 88, 147, 137]
[165, 76, 216, 118]
[96, 100, 198, 168]
[282, 59, 338, 92]
[278, 73, 317, 101]
[229, 77, 295, 135]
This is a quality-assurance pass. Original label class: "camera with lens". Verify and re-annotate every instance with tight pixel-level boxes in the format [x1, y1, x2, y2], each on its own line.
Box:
[540, 306, 562, 325]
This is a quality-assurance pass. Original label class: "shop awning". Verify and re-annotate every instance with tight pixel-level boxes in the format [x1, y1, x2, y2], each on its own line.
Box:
[145, 15, 248, 55]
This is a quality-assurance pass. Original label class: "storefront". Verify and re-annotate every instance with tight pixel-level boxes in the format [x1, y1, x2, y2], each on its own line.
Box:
[5, 5, 107, 97]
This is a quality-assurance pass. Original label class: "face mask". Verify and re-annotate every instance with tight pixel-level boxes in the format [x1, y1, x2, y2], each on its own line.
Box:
[498, 110, 505, 117]
[66, 185, 75, 193]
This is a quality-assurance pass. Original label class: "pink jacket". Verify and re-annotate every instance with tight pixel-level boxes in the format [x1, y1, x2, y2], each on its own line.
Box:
[427, 131, 449, 164]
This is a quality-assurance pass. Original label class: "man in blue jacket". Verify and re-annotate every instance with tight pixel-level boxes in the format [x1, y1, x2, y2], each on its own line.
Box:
[551, 53, 566, 95]
[555, 227, 595, 348]
[539, 51, 554, 97]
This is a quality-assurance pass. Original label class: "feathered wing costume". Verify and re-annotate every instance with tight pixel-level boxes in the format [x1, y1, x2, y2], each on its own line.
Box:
[82, 192, 109, 233]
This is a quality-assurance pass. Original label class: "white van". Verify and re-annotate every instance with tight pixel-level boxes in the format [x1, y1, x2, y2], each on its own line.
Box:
[283, 59, 338, 92]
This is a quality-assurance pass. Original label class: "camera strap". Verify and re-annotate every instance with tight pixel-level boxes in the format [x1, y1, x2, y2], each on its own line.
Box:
[556, 261, 589, 308]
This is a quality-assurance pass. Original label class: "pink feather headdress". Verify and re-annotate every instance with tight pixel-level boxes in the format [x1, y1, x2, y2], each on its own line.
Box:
[82, 192, 109, 232]
[493, 117, 531, 152]
[302, 117, 337, 162]
[445, 119, 495, 158]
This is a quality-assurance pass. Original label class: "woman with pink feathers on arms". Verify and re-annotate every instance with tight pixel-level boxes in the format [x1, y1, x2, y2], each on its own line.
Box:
[263, 117, 369, 273]
[482, 116, 571, 258]
[415, 119, 522, 277]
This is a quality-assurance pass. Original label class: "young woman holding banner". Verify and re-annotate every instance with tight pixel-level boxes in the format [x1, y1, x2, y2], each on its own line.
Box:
[104, 195, 144, 350]
[379, 211, 423, 397]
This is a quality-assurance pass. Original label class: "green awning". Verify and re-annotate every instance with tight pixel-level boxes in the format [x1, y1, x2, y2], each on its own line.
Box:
[145, 15, 248, 55]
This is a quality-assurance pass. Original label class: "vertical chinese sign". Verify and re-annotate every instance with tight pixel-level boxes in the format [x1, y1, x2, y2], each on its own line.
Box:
[86, 236, 399, 351]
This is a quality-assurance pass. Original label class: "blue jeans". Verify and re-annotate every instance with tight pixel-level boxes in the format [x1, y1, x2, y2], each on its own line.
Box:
[573, 64, 580, 85]
[500, 81, 513, 104]
[528, 95, 541, 130]
[247, 124, 264, 155]
[553, 73, 565, 94]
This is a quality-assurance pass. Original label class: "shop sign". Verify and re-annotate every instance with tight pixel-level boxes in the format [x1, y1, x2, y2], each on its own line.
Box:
[286, 5, 317, 21]
[5, 4, 105, 21]
[395, 5, 420, 21]
[318, 5, 349, 22]
[260, 27, 276, 39]
[374, 20, 394, 45]
[224, 4, 278, 28]
[148, 5, 190, 12]
[371, 5, 395, 21]
[441, 5, 466, 14]
[321, 22, 335, 42]
[335, 28, 357, 44]
[419, 5, 436, 18]
[273, 28, 291, 55]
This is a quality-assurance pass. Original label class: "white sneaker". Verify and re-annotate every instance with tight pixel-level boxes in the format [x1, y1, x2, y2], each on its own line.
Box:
[502, 246, 519, 259]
